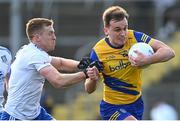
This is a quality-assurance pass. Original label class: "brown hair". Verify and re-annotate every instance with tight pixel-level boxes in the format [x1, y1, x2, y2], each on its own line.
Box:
[26, 18, 54, 40]
[103, 6, 129, 27]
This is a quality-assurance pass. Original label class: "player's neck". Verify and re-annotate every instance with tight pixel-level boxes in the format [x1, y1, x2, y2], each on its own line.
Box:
[107, 37, 124, 49]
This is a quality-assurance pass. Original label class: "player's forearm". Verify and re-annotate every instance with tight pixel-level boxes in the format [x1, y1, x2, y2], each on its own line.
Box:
[5, 76, 9, 92]
[60, 58, 79, 72]
[54, 72, 86, 88]
[148, 47, 175, 64]
[41, 65, 86, 88]
[84, 79, 97, 94]
[51, 57, 79, 72]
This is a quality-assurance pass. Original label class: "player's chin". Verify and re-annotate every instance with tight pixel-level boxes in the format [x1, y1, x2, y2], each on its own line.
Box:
[120, 39, 126, 46]
[52, 44, 56, 49]
[117, 41, 125, 47]
[48, 46, 55, 52]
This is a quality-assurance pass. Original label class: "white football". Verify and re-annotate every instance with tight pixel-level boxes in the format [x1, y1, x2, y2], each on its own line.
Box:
[128, 42, 154, 58]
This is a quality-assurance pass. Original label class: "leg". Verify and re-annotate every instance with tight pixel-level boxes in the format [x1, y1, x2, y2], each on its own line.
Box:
[124, 115, 138, 120]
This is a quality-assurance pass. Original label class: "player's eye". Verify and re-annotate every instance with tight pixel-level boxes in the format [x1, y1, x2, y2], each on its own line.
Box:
[114, 28, 121, 32]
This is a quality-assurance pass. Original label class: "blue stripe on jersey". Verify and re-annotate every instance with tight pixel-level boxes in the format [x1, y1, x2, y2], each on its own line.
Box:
[104, 75, 139, 95]
[90, 49, 99, 61]
[104, 75, 136, 87]
[105, 38, 124, 49]
[145, 36, 151, 44]
[103, 75, 139, 95]
[133, 31, 151, 44]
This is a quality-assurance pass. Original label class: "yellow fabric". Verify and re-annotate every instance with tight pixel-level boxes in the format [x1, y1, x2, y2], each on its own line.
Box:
[92, 30, 154, 104]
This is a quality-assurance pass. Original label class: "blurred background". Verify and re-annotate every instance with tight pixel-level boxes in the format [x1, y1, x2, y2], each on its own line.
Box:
[0, 0, 180, 120]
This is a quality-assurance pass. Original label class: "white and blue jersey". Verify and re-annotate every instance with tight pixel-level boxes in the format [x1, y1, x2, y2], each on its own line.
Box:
[0, 46, 12, 112]
[2, 43, 53, 120]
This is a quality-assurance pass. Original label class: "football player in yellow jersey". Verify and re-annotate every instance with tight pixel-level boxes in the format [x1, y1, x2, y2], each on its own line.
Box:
[85, 6, 175, 120]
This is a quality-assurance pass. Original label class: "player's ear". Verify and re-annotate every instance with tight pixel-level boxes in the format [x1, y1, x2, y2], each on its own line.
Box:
[33, 34, 41, 42]
[104, 27, 109, 36]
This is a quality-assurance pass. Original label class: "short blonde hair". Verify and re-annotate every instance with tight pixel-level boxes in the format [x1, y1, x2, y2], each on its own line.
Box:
[26, 18, 54, 40]
[102, 6, 129, 27]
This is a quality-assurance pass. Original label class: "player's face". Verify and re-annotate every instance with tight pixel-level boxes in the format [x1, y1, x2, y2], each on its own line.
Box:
[104, 18, 128, 47]
[38, 25, 56, 52]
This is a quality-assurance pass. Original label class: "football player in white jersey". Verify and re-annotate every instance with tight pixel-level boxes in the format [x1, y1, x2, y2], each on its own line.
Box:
[0, 46, 12, 116]
[0, 18, 99, 120]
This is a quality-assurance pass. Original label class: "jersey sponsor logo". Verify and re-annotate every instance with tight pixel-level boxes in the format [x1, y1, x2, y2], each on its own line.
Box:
[109, 60, 131, 72]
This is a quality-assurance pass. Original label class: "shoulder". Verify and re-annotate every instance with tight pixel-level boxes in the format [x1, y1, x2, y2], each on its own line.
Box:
[20, 43, 49, 58]
[93, 37, 108, 51]
[94, 38, 106, 47]
[128, 29, 155, 44]
[0, 46, 12, 56]
[0, 46, 12, 63]
[16, 44, 50, 64]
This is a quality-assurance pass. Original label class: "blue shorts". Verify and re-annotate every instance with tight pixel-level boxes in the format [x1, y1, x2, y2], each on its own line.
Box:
[100, 96, 144, 120]
[0, 112, 2, 119]
[1, 107, 53, 120]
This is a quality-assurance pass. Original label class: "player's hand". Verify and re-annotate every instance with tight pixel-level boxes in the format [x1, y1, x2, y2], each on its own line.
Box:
[129, 50, 149, 67]
[83, 60, 103, 78]
[77, 57, 91, 70]
[88, 60, 103, 72]
[79, 59, 103, 78]
[86, 66, 100, 81]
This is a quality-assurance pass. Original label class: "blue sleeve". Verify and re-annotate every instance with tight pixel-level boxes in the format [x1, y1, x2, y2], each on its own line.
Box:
[134, 31, 152, 44]
[90, 49, 99, 61]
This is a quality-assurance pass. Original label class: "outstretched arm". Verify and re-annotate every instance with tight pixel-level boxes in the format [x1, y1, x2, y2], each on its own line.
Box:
[39, 65, 86, 88]
[84, 66, 101, 94]
[51, 57, 79, 72]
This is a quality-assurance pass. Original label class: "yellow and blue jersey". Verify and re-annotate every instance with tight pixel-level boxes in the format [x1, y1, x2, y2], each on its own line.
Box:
[90, 30, 154, 105]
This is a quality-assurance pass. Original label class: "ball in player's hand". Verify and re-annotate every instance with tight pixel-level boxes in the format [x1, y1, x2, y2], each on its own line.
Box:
[128, 42, 154, 68]
[128, 42, 154, 58]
